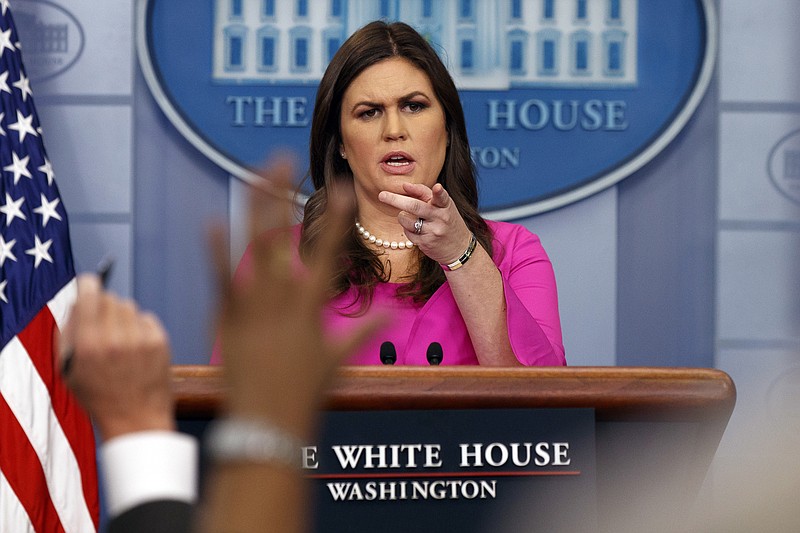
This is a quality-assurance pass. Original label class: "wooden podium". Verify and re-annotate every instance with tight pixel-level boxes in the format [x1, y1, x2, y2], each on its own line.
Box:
[172, 366, 735, 532]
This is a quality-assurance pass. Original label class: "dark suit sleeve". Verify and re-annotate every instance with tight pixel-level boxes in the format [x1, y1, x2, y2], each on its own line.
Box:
[107, 500, 194, 533]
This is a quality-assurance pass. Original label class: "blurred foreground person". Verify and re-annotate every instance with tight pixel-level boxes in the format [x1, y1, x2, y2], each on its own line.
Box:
[60, 159, 379, 533]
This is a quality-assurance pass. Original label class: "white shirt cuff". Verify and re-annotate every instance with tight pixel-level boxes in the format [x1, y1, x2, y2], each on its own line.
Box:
[101, 430, 198, 518]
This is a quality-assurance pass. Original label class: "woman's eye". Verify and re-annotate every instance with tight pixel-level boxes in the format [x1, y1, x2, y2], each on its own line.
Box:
[405, 102, 426, 112]
[360, 108, 379, 119]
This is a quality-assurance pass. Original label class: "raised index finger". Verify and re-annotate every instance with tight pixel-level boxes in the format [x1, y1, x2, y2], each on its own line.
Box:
[59, 274, 103, 374]
[401, 182, 434, 203]
[430, 183, 451, 208]
[248, 157, 296, 281]
[378, 190, 427, 216]
[305, 183, 354, 309]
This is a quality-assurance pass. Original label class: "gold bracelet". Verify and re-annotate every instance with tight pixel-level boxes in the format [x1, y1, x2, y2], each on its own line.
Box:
[440, 233, 477, 271]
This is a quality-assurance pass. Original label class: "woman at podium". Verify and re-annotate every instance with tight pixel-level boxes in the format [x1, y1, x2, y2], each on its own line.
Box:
[213, 21, 564, 368]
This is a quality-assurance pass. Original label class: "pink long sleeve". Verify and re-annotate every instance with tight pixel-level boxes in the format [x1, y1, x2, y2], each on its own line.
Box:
[489, 220, 565, 366]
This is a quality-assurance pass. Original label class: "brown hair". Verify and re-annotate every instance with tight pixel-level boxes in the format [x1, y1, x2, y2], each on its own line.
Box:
[300, 20, 491, 312]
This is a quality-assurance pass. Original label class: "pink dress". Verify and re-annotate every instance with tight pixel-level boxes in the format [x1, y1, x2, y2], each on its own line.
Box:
[210, 220, 565, 366]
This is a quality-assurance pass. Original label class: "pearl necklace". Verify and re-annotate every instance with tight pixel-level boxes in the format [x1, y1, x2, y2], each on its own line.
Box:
[355, 221, 414, 250]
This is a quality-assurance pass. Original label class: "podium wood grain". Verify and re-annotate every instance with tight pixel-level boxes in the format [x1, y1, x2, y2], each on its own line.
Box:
[172, 365, 735, 421]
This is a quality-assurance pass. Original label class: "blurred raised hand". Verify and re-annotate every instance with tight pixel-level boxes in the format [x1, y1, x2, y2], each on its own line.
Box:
[58, 274, 174, 442]
[208, 156, 382, 438]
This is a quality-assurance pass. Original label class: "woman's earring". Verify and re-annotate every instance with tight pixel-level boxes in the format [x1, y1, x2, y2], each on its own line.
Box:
[340, 151, 346, 159]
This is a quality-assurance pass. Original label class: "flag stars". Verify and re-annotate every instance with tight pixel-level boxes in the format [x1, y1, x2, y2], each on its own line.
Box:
[0, 233, 16, 266]
[8, 109, 37, 142]
[33, 194, 61, 227]
[13, 71, 32, 101]
[0, 28, 13, 56]
[0, 192, 26, 226]
[38, 158, 55, 185]
[0, 70, 10, 94]
[0, 279, 7, 304]
[25, 235, 53, 268]
[3, 151, 32, 184]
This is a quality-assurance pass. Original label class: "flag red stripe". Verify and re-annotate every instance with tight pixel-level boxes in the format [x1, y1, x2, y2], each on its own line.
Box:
[0, 392, 67, 533]
[17, 308, 100, 528]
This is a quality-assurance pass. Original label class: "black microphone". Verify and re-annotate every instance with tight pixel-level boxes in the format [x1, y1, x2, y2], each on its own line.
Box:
[426, 342, 443, 365]
[379, 341, 396, 365]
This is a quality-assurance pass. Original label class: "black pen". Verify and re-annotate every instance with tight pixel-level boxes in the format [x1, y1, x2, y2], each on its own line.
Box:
[96, 256, 114, 288]
[60, 257, 115, 376]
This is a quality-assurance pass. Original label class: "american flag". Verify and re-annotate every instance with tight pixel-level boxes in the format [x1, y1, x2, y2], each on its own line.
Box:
[0, 3, 99, 532]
